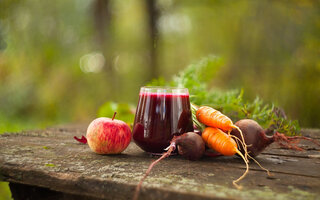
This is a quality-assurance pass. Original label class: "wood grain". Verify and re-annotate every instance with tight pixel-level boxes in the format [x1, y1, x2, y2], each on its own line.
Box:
[0, 125, 319, 200]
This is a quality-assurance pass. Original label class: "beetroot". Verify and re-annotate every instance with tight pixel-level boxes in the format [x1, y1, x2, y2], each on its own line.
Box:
[231, 119, 320, 157]
[230, 119, 273, 157]
[176, 132, 205, 160]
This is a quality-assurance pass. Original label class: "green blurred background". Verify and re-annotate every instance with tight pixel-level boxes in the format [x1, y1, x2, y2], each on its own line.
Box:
[0, 0, 319, 198]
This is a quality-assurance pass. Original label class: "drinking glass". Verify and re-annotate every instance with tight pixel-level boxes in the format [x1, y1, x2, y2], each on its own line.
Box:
[132, 86, 194, 153]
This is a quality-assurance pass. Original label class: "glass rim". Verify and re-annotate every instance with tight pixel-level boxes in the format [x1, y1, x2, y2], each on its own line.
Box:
[140, 86, 189, 95]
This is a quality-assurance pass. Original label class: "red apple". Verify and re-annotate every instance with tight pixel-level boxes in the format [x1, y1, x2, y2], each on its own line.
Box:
[86, 115, 131, 154]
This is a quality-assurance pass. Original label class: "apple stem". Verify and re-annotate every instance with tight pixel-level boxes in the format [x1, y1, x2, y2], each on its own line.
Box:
[112, 112, 117, 120]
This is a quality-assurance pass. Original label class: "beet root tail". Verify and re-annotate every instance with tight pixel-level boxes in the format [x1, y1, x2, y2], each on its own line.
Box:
[133, 141, 176, 200]
[273, 132, 320, 151]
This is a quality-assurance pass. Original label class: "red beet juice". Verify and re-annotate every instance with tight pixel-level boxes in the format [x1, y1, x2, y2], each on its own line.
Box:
[132, 87, 194, 153]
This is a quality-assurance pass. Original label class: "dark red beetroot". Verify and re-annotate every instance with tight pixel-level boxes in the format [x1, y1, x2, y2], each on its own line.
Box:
[230, 119, 273, 157]
[231, 119, 320, 157]
[175, 132, 205, 160]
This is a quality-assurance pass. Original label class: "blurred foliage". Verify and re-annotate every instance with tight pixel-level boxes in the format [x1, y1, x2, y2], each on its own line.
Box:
[0, 0, 319, 138]
[0, 182, 11, 200]
[0, 114, 53, 134]
[97, 101, 135, 124]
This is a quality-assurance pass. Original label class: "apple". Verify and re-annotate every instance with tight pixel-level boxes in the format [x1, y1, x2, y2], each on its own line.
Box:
[86, 113, 131, 154]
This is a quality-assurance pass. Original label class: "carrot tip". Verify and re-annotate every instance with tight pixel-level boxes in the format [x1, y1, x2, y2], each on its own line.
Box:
[232, 181, 243, 190]
[247, 154, 270, 177]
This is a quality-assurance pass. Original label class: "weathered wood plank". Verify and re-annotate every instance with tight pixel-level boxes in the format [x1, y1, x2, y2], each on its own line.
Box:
[0, 125, 319, 200]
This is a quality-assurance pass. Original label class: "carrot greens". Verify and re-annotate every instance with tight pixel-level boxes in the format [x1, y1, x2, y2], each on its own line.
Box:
[148, 56, 300, 136]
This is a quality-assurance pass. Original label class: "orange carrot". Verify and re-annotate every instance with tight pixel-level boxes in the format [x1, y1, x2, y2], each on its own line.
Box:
[202, 127, 249, 189]
[196, 106, 233, 132]
[196, 106, 249, 161]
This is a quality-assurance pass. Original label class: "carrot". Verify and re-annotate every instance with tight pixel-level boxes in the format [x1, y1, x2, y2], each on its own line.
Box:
[195, 105, 249, 161]
[202, 127, 249, 189]
[196, 106, 233, 132]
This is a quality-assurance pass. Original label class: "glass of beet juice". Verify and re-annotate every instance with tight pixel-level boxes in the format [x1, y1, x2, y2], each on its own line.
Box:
[132, 86, 194, 153]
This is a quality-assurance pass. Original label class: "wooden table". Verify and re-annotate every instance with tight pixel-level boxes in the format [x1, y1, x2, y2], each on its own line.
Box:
[0, 124, 319, 200]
